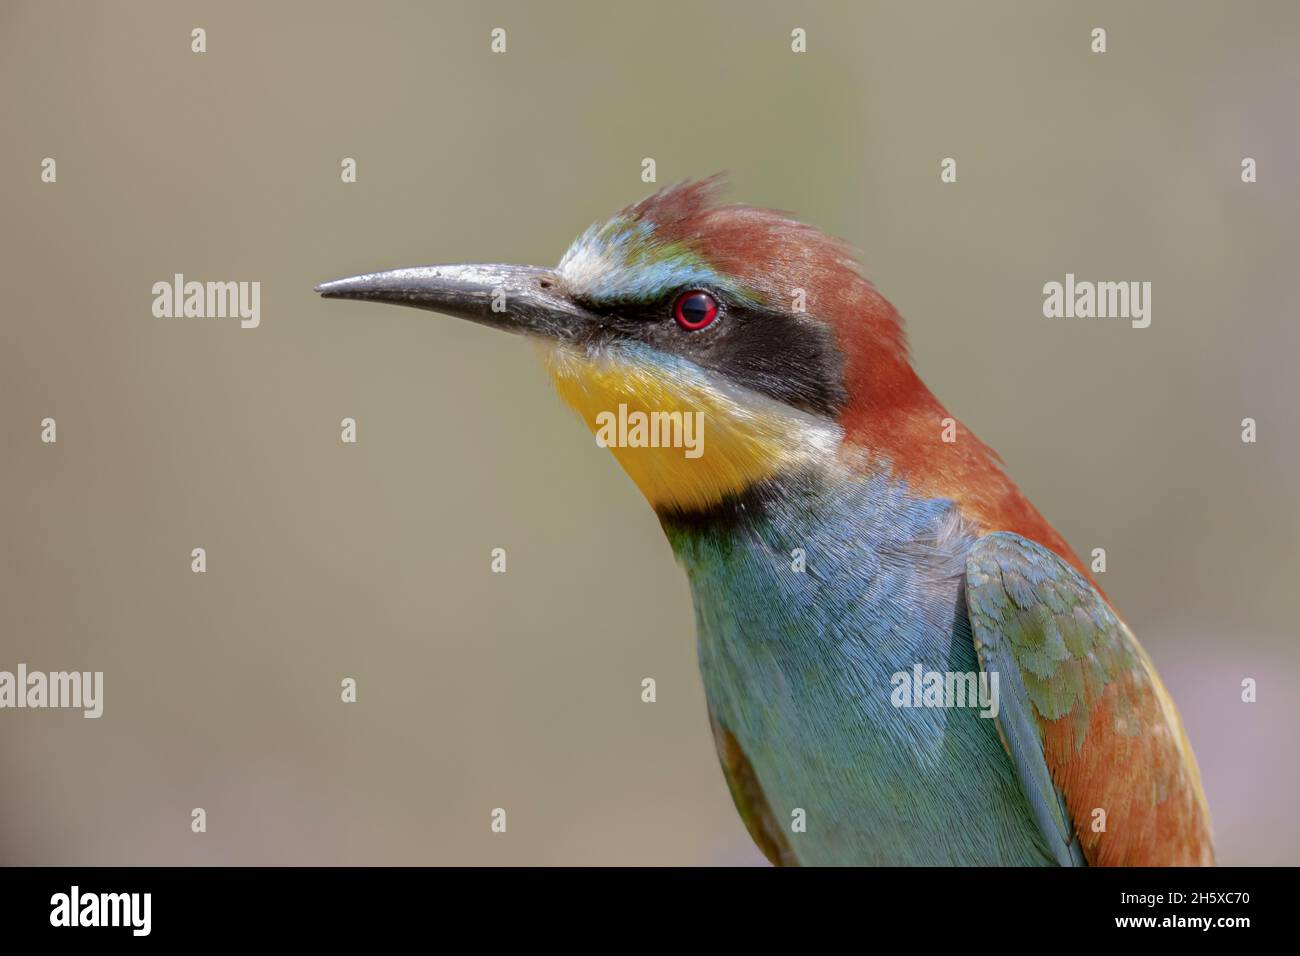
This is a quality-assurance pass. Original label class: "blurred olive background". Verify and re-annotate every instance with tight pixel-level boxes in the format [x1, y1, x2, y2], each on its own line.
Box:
[2, 0, 1297, 865]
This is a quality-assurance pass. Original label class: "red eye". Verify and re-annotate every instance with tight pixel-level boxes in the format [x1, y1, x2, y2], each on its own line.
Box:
[673, 290, 719, 330]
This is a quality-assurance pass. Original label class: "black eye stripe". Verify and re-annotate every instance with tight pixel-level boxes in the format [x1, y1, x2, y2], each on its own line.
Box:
[570, 295, 846, 420]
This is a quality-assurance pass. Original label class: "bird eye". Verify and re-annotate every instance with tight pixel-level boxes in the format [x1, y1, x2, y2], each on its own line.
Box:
[673, 291, 719, 331]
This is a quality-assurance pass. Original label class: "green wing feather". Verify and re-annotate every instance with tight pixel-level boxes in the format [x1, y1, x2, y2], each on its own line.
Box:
[965, 531, 1213, 866]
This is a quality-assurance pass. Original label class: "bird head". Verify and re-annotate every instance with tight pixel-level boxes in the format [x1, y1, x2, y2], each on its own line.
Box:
[317, 177, 927, 517]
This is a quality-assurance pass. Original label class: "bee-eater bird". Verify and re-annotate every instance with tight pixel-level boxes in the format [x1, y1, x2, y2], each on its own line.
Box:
[317, 177, 1214, 866]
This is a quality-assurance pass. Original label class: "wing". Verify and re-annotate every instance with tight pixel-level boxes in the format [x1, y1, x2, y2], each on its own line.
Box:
[708, 711, 799, 866]
[965, 532, 1214, 866]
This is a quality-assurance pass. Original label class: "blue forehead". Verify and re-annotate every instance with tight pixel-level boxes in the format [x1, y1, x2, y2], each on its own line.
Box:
[557, 217, 753, 304]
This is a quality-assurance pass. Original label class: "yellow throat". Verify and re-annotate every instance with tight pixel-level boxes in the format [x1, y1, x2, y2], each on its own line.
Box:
[542, 342, 843, 513]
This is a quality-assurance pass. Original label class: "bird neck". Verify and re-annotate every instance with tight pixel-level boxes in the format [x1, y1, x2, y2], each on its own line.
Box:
[837, 365, 1093, 584]
[542, 338, 1089, 585]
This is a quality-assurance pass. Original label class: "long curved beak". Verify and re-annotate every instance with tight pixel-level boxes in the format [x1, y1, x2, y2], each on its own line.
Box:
[315, 264, 591, 340]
